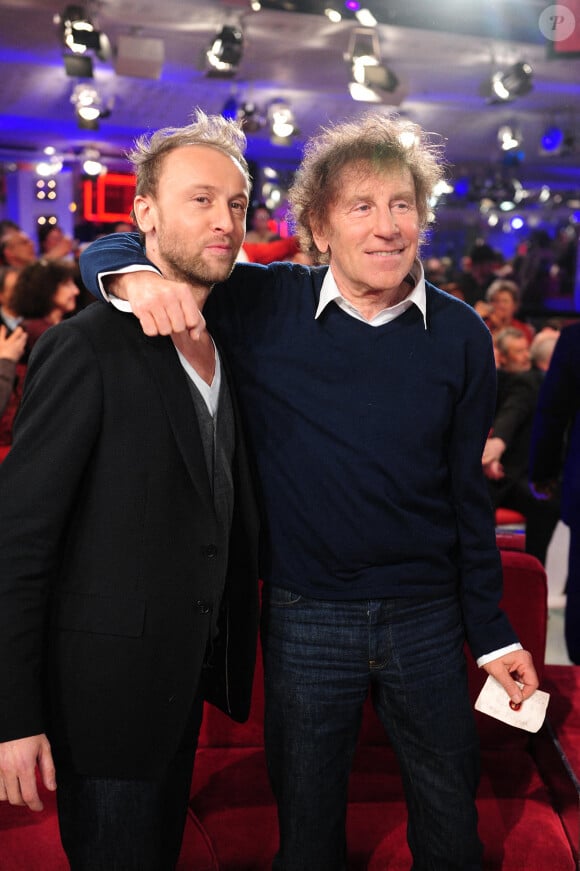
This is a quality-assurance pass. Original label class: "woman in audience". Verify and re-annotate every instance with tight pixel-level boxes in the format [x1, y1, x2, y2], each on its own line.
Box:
[481, 278, 535, 345]
[11, 258, 80, 350]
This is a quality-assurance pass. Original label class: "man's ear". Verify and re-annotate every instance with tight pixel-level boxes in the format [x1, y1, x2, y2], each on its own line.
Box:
[311, 221, 329, 256]
[132, 196, 157, 234]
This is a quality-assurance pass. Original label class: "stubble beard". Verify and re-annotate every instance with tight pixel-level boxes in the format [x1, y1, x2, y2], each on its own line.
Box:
[160, 234, 238, 290]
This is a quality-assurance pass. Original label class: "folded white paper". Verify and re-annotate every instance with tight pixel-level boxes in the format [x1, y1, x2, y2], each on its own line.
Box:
[474, 675, 550, 733]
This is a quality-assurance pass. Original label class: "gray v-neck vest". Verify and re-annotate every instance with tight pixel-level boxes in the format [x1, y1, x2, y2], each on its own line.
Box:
[186, 371, 235, 611]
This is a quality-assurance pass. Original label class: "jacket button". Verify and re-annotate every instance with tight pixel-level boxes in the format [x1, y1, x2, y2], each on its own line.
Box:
[196, 600, 211, 614]
[203, 544, 218, 558]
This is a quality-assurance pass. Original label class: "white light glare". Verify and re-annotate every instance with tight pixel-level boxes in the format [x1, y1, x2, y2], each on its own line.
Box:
[539, 185, 551, 203]
[498, 126, 520, 151]
[348, 81, 381, 102]
[82, 148, 105, 176]
[433, 180, 454, 197]
[269, 103, 296, 138]
[491, 73, 510, 101]
[355, 9, 377, 26]
[399, 130, 419, 149]
[324, 7, 342, 22]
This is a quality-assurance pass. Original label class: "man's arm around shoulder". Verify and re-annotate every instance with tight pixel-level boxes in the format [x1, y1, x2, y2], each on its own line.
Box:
[79, 232, 206, 338]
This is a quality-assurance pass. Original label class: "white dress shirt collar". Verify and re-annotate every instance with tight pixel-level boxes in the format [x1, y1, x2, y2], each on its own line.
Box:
[314, 260, 427, 329]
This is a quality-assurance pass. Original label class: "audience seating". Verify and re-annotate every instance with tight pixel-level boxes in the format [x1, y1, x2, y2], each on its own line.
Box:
[1, 547, 579, 870]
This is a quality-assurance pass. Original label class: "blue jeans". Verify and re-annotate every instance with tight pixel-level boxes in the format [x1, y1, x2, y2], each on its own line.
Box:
[261, 587, 482, 871]
[56, 696, 203, 870]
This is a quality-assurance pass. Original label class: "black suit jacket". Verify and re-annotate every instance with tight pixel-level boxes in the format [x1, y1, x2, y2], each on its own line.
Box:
[0, 303, 259, 778]
[492, 368, 544, 483]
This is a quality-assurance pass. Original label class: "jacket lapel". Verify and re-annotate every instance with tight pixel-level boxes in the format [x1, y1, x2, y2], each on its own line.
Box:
[138, 333, 215, 513]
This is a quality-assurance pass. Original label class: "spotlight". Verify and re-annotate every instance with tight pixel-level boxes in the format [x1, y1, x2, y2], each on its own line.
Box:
[56, 4, 109, 56]
[57, 4, 99, 53]
[541, 125, 564, 152]
[56, 4, 110, 76]
[346, 28, 399, 102]
[205, 25, 244, 78]
[71, 84, 109, 129]
[267, 100, 297, 144]
[35, 156, 63, 178]
[486, 61, 533, 103]
[81, 149, 105, 176]
[497, 125, 522, 151]
[239, 102, 265, 134]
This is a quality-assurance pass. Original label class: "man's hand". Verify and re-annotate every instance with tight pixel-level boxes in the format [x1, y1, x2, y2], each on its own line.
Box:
[0, 734, 56, 811]
[0, 325, 27, 362]
[482, 436, 506, 467]
[482, 649, 539, 706]
[107, 271, 206, 340]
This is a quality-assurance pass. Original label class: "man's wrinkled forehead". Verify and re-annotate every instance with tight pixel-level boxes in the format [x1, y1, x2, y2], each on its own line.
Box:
[330, 158, 414, 199]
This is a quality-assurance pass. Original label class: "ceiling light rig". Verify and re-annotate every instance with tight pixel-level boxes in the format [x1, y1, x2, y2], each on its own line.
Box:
[205, 24, 244, 78]
[484, 60, 533, 104]
[345, 28, 399, 103]
[81, 148, 106, 176]
[55, 4, 111, 78]
[267, 100, 298, 144]
[221, 94, 266, 133]
[70, 83, 112, 130]
[497, 125, 522, 152]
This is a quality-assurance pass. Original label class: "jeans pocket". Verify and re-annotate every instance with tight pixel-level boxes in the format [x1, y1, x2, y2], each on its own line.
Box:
[268, 584, 303, 607]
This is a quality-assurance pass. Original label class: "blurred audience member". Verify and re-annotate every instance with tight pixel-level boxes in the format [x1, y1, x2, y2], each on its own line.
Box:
[244, 203, 280, 244]
[0, 226, 36, 268]
[424, 256, 448, 286]
[551, 224, 577, 298]
[458, 243, 501, 308]
[0, 324, 26, 418]
[530, 328, 560, 373]
[494, 327, 531, 373]
[513, 229, 556, 315]
[110, 221, 135, 234]
[482, 279, 535, 344]
[37, 223, 76, 261]
[483, 328, 560, 564]
[439, 281, 465, 301]
[530, 322, 580, 661]
[11, 259, 80, 351]
[0, 266, 24, 334]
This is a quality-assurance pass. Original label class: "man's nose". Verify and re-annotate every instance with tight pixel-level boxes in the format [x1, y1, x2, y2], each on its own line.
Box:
[375, 207, 400, 235]
[211, 202, 235, 233]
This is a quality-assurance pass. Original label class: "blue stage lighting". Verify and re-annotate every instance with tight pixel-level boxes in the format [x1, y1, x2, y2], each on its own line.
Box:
[541, 125, 564, 152]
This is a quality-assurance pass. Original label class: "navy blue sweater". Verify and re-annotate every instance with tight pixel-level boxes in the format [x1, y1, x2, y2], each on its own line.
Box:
[81, 240, 517, 659]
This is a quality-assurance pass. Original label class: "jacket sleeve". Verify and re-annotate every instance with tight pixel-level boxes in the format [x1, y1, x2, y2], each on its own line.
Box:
[0, 323, 102, 741]
[492, 373, 537, 447]
[79, 232, 152, 301]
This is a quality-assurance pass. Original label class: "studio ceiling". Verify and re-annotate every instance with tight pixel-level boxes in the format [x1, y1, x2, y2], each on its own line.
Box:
[1, 0, 579, 198]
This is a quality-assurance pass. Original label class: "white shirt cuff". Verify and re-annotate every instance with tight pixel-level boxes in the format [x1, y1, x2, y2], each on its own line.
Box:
[98, 265, 160, 312]
[476, 643, 523, 668]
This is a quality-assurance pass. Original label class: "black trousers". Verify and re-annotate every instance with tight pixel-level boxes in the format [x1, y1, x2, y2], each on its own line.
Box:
[56, 697, 203, 871]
